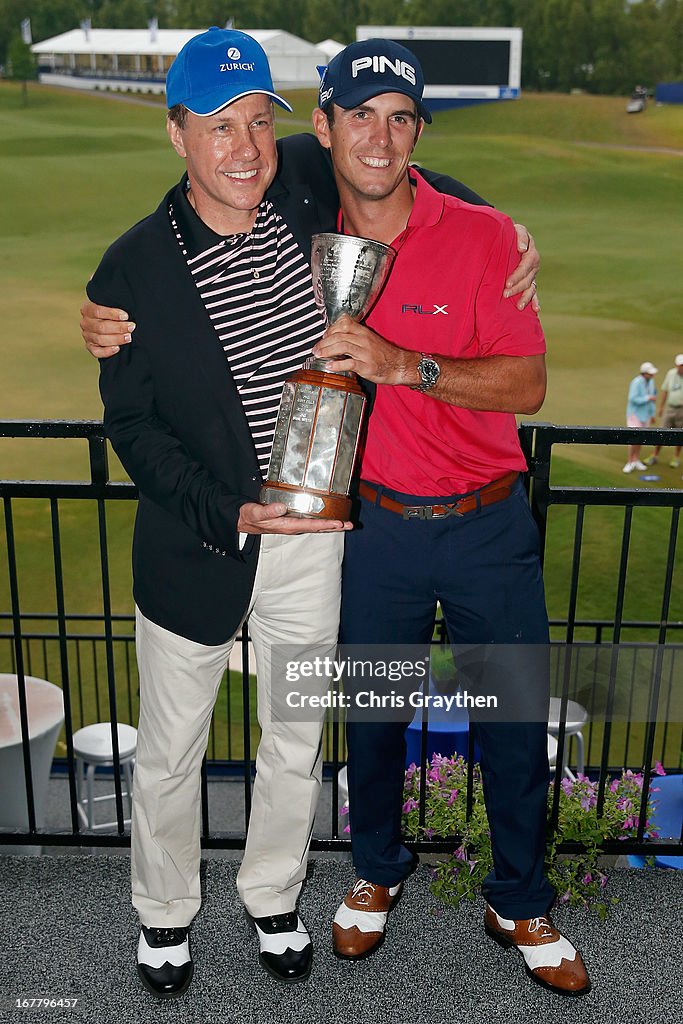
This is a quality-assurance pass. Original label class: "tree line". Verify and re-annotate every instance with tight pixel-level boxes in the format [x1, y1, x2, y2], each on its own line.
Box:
[2, 0, 682, 95]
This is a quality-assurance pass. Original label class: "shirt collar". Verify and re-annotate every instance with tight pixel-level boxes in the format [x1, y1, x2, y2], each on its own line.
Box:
[335, 170, 446, 236]
[170, 173, 260, 260]
[404, 170, 446, 229]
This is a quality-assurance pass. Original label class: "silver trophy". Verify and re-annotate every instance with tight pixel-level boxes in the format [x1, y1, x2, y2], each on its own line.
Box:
[260, 233, 396, 518]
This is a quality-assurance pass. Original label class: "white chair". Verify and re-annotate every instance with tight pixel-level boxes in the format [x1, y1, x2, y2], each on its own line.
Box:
[337, 765, 349, 812]
[73, 722, 137, 831]
[547, 698, 588, 780]
[0, 674, 65, 855]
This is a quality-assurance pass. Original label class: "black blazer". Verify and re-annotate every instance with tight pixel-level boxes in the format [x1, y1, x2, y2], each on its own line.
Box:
[89, 133, 487, 645]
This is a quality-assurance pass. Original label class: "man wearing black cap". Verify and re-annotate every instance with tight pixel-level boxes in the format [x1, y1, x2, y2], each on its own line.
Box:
[82, 28, 540, 999]
[310, 39, 590, 997]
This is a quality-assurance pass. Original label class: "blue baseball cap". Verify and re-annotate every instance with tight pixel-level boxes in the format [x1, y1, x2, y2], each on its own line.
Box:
[166, 27, 293, 115]
[317, 38, 432, 124]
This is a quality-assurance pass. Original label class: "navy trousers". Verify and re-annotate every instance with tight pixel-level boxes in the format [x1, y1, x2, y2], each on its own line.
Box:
[340, 478, 555, 917]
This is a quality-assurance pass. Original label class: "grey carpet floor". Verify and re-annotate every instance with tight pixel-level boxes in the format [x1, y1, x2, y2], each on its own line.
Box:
[0, 855, 680, 1024]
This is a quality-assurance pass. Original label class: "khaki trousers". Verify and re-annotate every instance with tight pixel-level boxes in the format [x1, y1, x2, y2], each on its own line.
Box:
[131, 531, 343, 926]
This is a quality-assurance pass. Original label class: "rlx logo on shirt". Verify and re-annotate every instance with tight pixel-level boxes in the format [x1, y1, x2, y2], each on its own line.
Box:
[401, 303, 449, 316]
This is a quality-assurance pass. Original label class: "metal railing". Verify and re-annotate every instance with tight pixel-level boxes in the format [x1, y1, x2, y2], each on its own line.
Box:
[1, 420, 681, 854]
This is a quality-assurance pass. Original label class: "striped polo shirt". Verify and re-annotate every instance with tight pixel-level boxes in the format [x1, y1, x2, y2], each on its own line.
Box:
[169, 178, 326, 477]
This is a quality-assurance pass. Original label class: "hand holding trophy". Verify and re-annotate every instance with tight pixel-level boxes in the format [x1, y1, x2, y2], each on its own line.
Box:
[260, 233, 396, 519]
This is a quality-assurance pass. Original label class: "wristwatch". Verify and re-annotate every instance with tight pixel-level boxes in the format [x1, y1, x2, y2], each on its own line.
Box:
[412, 353, 441, 393]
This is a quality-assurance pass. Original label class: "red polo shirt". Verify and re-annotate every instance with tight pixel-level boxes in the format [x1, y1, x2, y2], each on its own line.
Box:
[355, 174, 546, 495]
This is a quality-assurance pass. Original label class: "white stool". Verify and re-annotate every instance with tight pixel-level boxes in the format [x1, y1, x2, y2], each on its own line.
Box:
[73, 723, 137, 831]
[337, 765, 349, 812]
[548, 698, 588, 780]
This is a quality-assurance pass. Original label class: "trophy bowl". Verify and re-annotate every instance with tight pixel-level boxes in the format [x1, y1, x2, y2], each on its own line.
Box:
[260, 233, 396, 519]
[311, 232, 397, 326]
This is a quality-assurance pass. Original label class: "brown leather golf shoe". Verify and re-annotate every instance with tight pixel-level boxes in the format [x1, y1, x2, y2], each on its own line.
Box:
[485, 904, 591, 996]
[332, 878, 403, 959]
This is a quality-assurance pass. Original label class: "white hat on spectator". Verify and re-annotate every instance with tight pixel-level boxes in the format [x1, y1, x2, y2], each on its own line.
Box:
[675, 354, 683, 366]
[640, 361, 658, 374]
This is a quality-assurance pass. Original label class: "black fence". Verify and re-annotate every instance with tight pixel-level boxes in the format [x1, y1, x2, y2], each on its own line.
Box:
[1, 420, 681, 855]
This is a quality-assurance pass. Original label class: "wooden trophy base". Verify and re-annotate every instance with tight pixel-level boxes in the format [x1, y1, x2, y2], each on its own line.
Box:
[260, 483, 351, 520]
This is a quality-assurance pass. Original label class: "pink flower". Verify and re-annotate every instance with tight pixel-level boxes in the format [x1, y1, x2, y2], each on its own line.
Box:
[455, 845, 468, 862]
[343, 824, 350, 833]
[582, 873, 593, 885]
[403, 798, 418, 814]
[610, 779, 620, 793]
[340, 805, 349, 816]
[447, 789, 459, 806]
[654, 762, 666, 776]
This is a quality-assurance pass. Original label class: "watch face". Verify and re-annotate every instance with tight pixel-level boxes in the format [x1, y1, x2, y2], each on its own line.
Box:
[419, 358, 440, 388]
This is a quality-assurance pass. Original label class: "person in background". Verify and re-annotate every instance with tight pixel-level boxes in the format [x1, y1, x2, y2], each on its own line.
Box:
[623, 361, 657, 473]
[645, 354, 683, 469]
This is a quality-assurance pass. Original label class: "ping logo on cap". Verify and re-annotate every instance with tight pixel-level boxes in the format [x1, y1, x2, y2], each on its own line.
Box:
[351, 56, 417, 86]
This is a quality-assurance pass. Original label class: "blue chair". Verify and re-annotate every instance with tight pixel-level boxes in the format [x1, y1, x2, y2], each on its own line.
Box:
[405, 702, 473, 766]
[404, 677, 479, 767]
[627, 774, 682, 869]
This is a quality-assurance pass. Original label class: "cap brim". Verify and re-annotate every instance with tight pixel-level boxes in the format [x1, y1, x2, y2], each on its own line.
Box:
[184, 89, 293, 116]
[328, 84, 432, 124]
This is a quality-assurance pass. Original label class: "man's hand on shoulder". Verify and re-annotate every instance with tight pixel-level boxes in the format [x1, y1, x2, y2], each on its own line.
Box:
[505, 224, 540, 312]
[80, 299, 135, 359]
[237, 501, 352, 535]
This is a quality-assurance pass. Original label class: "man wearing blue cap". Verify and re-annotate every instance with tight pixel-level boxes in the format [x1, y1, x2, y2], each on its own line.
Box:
[82, 28, 540, 999]
[309, 39, 590, 996]
[88, 27, 353, 998]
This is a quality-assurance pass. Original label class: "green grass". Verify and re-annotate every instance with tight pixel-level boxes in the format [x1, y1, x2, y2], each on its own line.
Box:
[0, 82, 681, 765]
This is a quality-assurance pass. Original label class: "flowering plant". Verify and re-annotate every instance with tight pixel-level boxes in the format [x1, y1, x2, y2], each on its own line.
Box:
[401, 753, 665, 918]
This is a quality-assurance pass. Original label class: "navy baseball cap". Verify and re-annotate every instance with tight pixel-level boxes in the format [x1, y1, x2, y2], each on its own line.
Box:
[166, 27, 293, 115]
[317, 38, 432, 124]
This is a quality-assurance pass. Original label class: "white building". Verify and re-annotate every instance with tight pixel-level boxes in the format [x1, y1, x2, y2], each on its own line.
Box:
[316, 38, 345, 61]
[31, 27, 327, 94]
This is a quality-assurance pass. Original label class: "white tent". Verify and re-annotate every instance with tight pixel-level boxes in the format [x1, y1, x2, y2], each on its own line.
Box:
[316, 38, 345, 61]
[31, 27, 327, 94]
